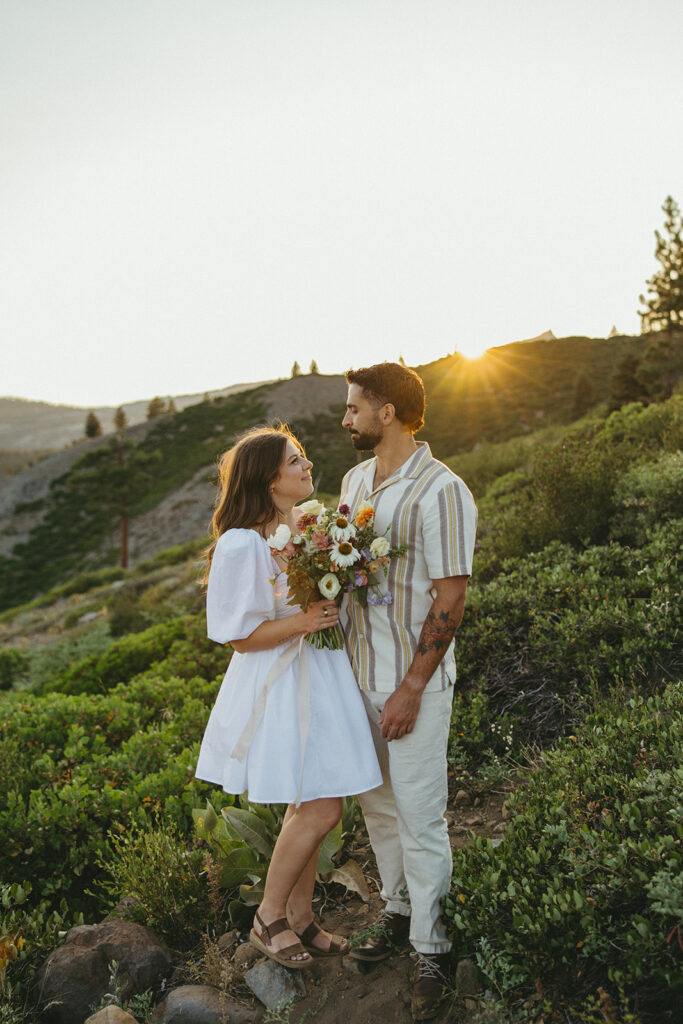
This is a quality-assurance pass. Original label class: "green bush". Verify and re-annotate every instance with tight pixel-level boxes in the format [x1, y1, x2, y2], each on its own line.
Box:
[478, 396, 683, 568]
[96, 819, 222, 948]
[0, 880, 83, 1017]
[0, 668, 229, 913]
[39, 616, 191, 695]
[0, 649, 28, 691]
[445, 684, 682, 1022]
[457, 519, 682, 749]
[611, 451, 683, 546]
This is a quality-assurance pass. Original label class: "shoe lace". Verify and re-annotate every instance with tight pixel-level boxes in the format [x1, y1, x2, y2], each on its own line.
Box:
[411, 952, 445, 980]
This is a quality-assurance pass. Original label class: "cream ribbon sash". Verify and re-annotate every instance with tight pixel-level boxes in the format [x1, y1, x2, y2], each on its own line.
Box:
[230, 635, 312, 807]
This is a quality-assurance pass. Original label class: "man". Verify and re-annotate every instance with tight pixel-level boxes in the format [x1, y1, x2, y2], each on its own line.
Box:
[339, 361, 477, 1021]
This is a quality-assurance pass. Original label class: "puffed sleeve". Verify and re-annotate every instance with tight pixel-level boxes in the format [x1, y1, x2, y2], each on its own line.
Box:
[206, 530, 276, 644]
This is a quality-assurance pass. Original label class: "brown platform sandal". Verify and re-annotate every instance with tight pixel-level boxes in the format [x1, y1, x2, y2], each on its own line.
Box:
[297, 919, 349, 957]
[249, 910, 312, 969]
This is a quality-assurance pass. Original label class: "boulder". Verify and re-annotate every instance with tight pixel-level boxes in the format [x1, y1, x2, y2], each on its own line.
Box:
[84, 1008, 138, 1024]
[150, 985, 257, 1024]
[244, 958, 306, 1010]
[39, 920, 172, 1024]
[232, 942, 262, 971]
[455, 958, 481, 998]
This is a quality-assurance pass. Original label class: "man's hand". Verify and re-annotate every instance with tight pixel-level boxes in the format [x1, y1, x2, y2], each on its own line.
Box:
[379, 679, 423, 741]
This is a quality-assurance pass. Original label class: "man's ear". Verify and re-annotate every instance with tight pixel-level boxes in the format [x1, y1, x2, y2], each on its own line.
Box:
[382, 403, 396, 424]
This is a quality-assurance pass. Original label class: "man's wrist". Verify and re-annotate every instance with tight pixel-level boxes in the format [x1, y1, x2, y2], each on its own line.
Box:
[401, 672, 428, 696]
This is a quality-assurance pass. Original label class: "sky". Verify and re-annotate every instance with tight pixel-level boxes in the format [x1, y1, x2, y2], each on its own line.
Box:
[1, 0, 682, 408]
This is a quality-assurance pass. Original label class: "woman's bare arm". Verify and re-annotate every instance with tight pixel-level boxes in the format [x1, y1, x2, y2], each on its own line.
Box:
[229, 600, 339, 653]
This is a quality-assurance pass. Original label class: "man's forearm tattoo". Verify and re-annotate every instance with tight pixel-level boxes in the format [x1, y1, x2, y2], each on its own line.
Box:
[416, 609, 457, 656]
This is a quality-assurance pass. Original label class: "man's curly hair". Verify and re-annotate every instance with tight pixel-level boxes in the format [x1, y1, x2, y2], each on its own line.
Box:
[345, 361, 425, 432]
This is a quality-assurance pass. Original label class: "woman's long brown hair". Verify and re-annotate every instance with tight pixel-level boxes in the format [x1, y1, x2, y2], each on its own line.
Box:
[203, 423, 304, 581]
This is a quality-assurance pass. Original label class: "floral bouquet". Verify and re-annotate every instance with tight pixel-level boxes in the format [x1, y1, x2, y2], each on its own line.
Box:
[267, 499, 407, 650]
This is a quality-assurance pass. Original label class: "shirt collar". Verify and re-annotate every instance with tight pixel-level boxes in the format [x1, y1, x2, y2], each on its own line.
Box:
[362, 441, 433, 494]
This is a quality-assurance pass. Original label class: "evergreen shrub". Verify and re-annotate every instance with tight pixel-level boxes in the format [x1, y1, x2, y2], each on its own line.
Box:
[445, 684, 682, 1022]
[0, 670, 229, 912]
[0, 649, 28, 690]
[457, 519, 682, 749]
[39, 616, 190, 695]
[611, 451, 683, 546]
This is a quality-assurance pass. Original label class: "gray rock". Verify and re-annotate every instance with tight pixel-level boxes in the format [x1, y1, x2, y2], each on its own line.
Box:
[454, 789, 471, 806]
[455, 958, 481, 998]
[244, 958, 306, 1010]
[84, 1008, 138, 1024]
[150, 985, 257, 1024]
[39, 920, 172, 1024]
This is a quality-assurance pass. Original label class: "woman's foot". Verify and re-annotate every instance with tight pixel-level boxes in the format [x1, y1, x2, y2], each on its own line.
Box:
[250, 909, 312, 968]
[290, 916, 349, 956]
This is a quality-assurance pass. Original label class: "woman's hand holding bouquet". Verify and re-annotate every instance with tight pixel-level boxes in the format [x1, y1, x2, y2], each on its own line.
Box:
[268, 499, 407, 650]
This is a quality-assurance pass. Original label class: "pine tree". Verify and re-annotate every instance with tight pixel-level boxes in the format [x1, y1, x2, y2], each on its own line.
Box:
[113, 406, 128, 432]
[571, 371, 594, 420]
[608, 353, 649, 411]
[85, 412, 102, 438]
[167, 398, 177, 414]
[67, 437, 160, 568]
[147, 396, 166, 419]
[639, 195, 683, 333]
[309, 360, 319, 374]
[291, 361, 301, 377]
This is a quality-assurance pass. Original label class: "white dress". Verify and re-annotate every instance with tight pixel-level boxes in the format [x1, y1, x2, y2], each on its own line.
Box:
[195, 529, 382, 804]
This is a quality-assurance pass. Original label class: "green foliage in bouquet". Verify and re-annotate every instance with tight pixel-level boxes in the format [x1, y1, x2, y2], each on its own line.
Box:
[444, 684, 682, 1022]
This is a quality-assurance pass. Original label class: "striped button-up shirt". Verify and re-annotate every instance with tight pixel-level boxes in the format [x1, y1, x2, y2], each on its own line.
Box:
[339, 442, 477, 693]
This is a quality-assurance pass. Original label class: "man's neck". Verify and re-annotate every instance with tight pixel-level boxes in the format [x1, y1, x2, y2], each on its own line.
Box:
[372, 434, 419, 488]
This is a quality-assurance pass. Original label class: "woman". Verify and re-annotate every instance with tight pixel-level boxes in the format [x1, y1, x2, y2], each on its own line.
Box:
[196, 424, 382, 968]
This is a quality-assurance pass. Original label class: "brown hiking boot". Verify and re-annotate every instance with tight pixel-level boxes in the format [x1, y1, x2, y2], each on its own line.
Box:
[349, 908, 411, 962]
[411, 952, 450, 1021]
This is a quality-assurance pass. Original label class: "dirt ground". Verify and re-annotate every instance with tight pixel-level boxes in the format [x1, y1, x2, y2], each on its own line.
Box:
[233, 785, 512, 1024]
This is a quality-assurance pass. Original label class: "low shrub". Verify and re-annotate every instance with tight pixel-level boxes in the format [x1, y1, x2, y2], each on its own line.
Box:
[478, 395, 683, 569]
[445, 684, 683, 1022]
[457, 519, 682, 750]
[0, 649, 28, 691]
[611, 450, 683, 547]
[96, 819, 223, 948]
[0, 670, 230, 913]
[0, 881, 83, 1018]
[39, 616, 191, 695]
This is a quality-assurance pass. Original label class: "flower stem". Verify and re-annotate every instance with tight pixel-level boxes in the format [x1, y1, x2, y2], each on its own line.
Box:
[306, 624, 344, 650]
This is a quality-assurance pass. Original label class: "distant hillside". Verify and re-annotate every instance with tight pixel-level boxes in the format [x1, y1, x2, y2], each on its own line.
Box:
[1, 332, 680, 610]
[0, 380, 273, 451]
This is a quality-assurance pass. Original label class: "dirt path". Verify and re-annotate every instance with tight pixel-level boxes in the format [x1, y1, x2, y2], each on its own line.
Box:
[237, 785, 511, 1023]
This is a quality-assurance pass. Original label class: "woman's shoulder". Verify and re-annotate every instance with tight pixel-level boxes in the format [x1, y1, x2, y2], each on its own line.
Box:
[213, 528, 271, 563]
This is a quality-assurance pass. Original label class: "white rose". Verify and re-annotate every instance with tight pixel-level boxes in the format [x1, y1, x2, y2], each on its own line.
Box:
[266, 524, 292, 551]
[318, 572, 341, 599]
[370, 536, 390, 558]
[299, 499, 326, 516]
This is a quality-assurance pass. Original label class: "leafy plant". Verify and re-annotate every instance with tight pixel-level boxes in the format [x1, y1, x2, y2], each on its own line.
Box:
[96, 820, 221, 948]
[445, 684, 683, 1022]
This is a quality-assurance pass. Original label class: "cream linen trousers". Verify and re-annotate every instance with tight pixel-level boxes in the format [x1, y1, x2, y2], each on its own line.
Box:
[359, 687, 454, 954]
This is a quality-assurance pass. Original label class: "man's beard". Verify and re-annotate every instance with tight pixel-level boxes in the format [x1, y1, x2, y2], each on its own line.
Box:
[348, 425, 383, 451]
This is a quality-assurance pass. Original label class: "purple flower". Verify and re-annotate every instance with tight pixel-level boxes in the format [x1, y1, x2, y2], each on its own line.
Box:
[338, 504, 351, 516]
